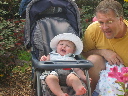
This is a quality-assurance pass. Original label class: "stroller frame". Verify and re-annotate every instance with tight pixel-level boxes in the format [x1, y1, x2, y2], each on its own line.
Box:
[23, 0, 94, 95]
[31, 52, 93, 96]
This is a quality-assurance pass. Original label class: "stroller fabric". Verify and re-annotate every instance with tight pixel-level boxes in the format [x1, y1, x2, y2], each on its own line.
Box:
[33, 17, 88, 96]
[19, 0, 32, 17]
[21, 0, 92, 95]
[33, 17, 78, 59]
[25, 0, 81, 48]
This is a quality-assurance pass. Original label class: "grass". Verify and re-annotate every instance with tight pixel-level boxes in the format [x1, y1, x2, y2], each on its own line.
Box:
[12, 63, 31, 73]
[12, 50, 31, 73]
[18, 50, 31, 61]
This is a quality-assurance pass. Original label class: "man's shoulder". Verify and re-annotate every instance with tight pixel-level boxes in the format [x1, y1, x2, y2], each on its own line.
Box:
[124, 19, 128, 26]
[87, 21, 100, 31]
[85, 21, 101, 35]
[89, 21, 99, 26]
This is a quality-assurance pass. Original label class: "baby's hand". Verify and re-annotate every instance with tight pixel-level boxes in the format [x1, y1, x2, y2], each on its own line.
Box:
[40, 55, 47, 61]
[83, 78, 92, 84]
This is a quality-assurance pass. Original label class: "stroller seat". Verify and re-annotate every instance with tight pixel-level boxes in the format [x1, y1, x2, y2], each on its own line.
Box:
[40, 69, 87, 96]
[31, 17, 93, 96]
[21, 0, 94, 95]
[33, 17, 79, 59]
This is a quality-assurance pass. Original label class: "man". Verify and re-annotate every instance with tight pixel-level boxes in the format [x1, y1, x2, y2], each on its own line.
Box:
[82, 0, 128, 95]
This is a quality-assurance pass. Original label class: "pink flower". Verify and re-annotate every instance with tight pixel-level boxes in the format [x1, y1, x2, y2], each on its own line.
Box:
[108, 66, 128, 83]
[92, 16, 98, 22]
[121, 67, 128, 73]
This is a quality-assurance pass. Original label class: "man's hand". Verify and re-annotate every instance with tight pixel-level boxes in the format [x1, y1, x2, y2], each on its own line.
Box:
[101, 49, 124, 65]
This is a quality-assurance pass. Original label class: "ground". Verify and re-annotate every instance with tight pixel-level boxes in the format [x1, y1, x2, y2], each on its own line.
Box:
[0, 65, 32, 96]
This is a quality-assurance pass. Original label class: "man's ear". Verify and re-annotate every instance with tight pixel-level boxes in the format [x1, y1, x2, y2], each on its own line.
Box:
[118, 16, 123, 25]
[119, 16, 123, 22]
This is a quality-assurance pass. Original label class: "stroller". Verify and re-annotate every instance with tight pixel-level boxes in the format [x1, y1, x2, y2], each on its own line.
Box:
[23, 0, 93, 95]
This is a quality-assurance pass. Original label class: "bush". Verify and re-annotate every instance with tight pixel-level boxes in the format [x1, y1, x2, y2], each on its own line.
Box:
[123, 1, 128, 20]
[0, 0, 26, 78]
[76, 0, 102, 33]
[0, 17, 25, 78]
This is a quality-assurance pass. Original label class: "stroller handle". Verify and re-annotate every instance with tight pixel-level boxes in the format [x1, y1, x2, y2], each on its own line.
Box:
[32, 53, 93, 70]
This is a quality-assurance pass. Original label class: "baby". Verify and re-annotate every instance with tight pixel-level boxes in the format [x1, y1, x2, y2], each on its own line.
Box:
[40, 33, 87, 96]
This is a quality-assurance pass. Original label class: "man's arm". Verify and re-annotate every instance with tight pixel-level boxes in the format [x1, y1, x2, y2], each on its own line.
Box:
[82, 49, 124, 65]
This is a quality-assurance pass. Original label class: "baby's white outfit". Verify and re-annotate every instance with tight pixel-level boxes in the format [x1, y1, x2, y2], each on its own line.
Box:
[50, 51, 75, 60]
[49, 51, 78, 86]
[95, 62, 125, 96]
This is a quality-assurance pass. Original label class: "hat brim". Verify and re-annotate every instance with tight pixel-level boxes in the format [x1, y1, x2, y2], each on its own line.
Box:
[50, 33, 83, 55]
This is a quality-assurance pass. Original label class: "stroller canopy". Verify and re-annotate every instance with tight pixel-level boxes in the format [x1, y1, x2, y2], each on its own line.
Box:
[25, 0, 81, 47]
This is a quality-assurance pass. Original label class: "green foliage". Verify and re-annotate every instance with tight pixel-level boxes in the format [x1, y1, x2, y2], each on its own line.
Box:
[76, 0, 102, 33]
[13, 62, 31, 73]
[0, 0, 20, 19]
[0, 18, 25, 54]
[0, 0, 26, 78]
[12, 50, 31, 73]
[18, 50, 31, 61]
[80, 5, 94, 33]
[0, 17, 25, 59]
[123, 2, 128, 20]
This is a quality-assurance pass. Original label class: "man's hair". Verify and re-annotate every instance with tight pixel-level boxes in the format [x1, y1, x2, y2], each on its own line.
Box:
[95, 0, 124, 17]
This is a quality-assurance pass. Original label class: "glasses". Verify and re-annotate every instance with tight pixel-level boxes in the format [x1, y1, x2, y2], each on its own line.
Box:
[98, 17, 120, 28]
[99, 20, 114, 28]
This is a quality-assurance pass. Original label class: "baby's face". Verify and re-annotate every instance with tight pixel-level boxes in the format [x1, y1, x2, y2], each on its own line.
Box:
[56, 40, 76, 56]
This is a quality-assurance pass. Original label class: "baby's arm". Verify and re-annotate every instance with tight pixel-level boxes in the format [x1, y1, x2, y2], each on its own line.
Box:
[40, 55, 50, 61]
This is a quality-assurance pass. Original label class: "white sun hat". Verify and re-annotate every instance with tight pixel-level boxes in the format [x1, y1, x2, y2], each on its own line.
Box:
[50, 33, 83, 55]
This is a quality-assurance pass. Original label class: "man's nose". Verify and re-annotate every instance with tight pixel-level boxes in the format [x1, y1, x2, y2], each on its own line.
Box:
[102, 23, 109, 30]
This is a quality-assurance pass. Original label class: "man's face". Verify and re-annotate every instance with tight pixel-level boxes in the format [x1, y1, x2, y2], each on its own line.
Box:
[96, 10, 123, 39]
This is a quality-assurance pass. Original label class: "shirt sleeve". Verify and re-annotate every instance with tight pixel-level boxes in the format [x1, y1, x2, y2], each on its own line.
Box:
[82, 22, 99, 52]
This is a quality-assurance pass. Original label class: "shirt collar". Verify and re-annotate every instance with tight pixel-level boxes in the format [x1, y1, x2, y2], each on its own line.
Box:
[50, 50, 75, 57]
